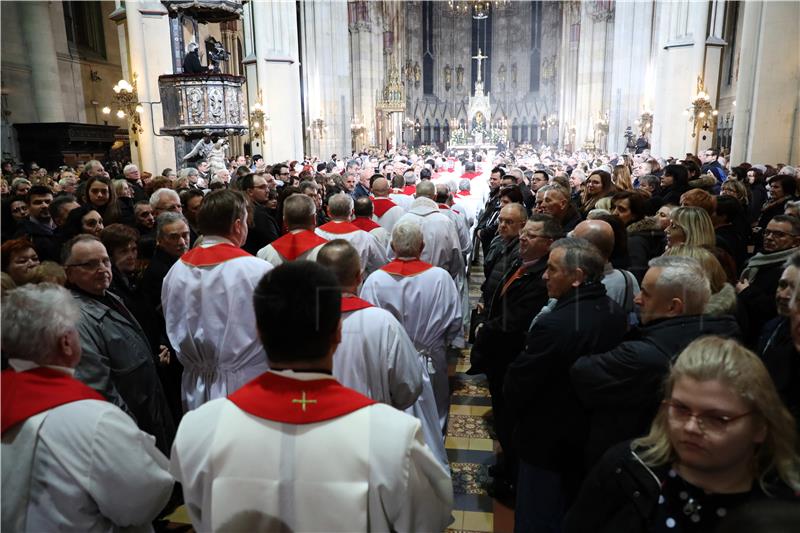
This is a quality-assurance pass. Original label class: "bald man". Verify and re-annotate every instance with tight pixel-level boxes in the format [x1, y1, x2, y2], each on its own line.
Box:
[572, 220, 639, 318]
[370, 177, 405, 232]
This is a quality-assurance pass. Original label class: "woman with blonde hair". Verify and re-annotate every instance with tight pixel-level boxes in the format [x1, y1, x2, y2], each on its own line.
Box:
[612, 164, 633, 191]
[664, 206, 716, 250]
[566, 336, 800, 533]
[665, 245, 736, 316]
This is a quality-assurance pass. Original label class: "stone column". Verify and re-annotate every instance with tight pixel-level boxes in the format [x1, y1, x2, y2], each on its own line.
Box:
[300, 0, 352, 158]
[119, 1, 176, 173]
[247, 0, 303, 162]
[19, 1, 66, 122]
[350, 1, 385, 150]
[730, 0, 800, 164]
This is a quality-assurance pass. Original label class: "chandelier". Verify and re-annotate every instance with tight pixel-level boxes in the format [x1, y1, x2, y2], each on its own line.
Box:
[448, 0, 508, 19]
[684, 77, 718, 138]
[102, 75, 143, 134]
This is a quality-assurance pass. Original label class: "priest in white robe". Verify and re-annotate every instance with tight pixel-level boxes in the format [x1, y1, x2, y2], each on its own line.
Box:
[454, 179, 480, 231]
[371, 177, 406, 232]
[257, 194, 327, 265]
[317, 241, 449, 470]
[352, 196, 391, 249]
[170, 262, 453, 533]
[163, 190, 273, 411]
[315, 193, 387, 275]
[361, 221, 462, 433]
[2, 284, 173, 533]
[394, 181, 465, 280]
[389, 170, 416, 211]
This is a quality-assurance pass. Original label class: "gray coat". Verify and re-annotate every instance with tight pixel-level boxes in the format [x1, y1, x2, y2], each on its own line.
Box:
[72, 289, 175, 454]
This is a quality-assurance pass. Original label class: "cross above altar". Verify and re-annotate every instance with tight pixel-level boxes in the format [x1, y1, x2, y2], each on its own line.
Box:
[472, 48, 488, 83]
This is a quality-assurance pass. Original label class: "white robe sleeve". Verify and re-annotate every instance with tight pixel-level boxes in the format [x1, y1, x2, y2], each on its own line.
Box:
[388, 421, 454, 532]
[385, 318, 424, 410]
[88, 407, 174, 527]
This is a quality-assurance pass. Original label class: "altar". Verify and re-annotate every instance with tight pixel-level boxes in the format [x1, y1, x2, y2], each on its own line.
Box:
[446, 47, 506, 153]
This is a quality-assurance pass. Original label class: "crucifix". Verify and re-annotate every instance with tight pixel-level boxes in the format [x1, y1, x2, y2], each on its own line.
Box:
[291, 391, 317, 412]
[472, 48, 488, 83]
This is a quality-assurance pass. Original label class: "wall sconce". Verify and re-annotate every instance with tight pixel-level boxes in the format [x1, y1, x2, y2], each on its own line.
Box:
[547, 115, 559, 128]
[683, 78, 718, 138]
[634, 109, 653, 137]
[102, 75, 143, 134]
[249, 93, 268, 139]
[307, 118, 327, 140]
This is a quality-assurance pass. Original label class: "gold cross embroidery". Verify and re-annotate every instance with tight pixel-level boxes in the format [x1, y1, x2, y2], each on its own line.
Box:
[291, 391, 317, 412]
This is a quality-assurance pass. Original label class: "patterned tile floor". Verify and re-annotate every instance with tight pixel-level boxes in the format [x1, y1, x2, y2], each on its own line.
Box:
[162, 259, 512, 532]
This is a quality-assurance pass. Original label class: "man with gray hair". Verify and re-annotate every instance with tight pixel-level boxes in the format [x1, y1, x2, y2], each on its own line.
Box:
[361, 221, 462, 435]
[315, 193, 387, 275]
[504, 237, 627, 530]
[258, 193, 327, 265]
[150, 188, 182, 217]
[1, 284, 174, 531]
[571, 255, 740, 466]
[178, 167, 200, 190]
[395, 181, 464, 280]
[123, 164, 146, 202]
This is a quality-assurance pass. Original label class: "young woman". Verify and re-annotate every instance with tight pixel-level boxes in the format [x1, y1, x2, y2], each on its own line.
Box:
[566, 336, 799, 533]
[580, 170, 615, 216]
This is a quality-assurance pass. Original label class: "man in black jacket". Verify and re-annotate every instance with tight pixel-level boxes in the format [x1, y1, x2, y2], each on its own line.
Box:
[504, 237, 627, 532]
[571, 256, 740, 468]
[472, 214, 562, 501]
[474, 166, 504, 255]
[240, 173, 280, 255]
[480, 203, 526, 308]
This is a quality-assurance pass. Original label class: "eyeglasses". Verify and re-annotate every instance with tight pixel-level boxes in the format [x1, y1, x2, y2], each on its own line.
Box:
[664, 400, 753, 434]
[764, 228, 797, 238]
[65, 258, 111, 271]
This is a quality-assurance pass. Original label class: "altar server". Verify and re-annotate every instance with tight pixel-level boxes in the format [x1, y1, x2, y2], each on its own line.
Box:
[163, 190, 273, 411]
[2, 284, 173, 532]
[371, 177, 406, 231]
[170, 261, 453, 533]
[361, 221, 462, 432]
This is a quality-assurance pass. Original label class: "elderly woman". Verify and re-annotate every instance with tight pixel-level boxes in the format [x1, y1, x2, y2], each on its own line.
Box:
[1, 238, 40, 285]
[566, 336, 799, 533]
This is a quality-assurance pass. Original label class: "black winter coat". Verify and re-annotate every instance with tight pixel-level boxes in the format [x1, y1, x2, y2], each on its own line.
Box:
[481, 236, 520, 304]
[626, 217, 665, 282]
[471, 256, 549, 374]
[571, 314, 741, 467]
[504, 282, 627, 471]
[565, 441, 798, 533]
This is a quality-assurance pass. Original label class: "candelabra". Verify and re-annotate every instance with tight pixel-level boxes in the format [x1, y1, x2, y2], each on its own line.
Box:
[496, 116, 509, 130]
[683, 78, 718, 138]
[448, 0, 508, 19]
[102, 75, 143, 134]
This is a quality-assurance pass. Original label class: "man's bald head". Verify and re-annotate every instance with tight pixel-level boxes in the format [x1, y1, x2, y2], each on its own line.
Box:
[317, 239, 362, 290]
[572, 219, 615, 261]
[501, 202, 528, 223]
[283, 193, 316, 230]
[415, 180, 435, 200]
[435, 184, 451, 204]
[371, 177, 390, 196]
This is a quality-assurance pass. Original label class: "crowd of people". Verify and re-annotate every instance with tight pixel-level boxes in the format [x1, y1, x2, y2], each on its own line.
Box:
[1, 144, 799, 532]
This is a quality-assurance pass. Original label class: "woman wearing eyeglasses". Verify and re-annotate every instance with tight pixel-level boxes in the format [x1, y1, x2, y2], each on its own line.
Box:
[565, 336, 799, 533]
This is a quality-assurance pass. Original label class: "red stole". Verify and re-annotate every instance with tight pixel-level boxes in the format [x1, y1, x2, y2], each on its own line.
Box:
[228, 371, 376, 424]
[400, 185, 416, 196]
[461, 172, 481, 180]
[181, 243, 251, 267]
[456, 190, 471, 198]
[318, 221, 361, 235]
[372, 198, 397, 218]
[351, 217, 381, 232]
[341, 295, 374, 313]
[438, 203, 451, 211]
[2, 368, 105, 435]
[271, 230, 328, 261]
[380, 258, 433, 277]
